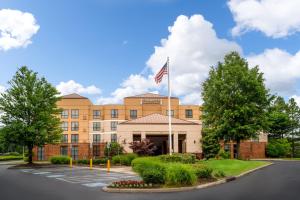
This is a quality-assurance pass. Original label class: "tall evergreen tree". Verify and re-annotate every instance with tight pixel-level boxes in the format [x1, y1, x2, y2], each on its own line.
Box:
[287, 98, 300, 157]
[202, 52, 270, 158]
[0, 67, 62, 163]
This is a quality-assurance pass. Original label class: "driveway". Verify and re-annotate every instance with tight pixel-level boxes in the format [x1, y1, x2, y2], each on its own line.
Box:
[0, 161, 299, 200]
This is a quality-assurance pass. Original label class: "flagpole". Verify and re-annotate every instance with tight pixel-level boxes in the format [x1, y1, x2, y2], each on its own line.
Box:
[167, 57, 172, 155]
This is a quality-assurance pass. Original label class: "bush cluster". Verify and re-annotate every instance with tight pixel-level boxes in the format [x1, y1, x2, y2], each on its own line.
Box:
[93, 158, 108, 165]
[267, 139, 291, 158]
[192, 165, 213, 179]
[218, 149, 231, 159]
[159, 153, 196, 164]
[132, 157, 197, 186]
[104, 142, 124, 157]
[112, 153, 138, 166]
[50, 156, 70, 164]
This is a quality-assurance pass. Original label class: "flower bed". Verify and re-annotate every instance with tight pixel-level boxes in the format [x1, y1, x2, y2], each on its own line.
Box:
[109, 180, 155, 188]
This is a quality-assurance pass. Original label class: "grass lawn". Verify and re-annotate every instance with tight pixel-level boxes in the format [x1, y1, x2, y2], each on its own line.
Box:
[199, 159, 271, 176]
[0, 155, 23, 161]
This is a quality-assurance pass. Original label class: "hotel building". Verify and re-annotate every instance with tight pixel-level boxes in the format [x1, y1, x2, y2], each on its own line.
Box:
[34, 93, 267, 160]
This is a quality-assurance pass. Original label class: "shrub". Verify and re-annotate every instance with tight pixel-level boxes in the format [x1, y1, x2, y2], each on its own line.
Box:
[193, 165, 213, 179]
[267, 139, 291, 157]
[104, 142, 124, 157]
[132, 157, 166, 184]
[0, 155, 23, 161]
[129, 139, 157, 156]
[213, 170, 226, 178]
[159, 153, 196, 164]
[201, 133, 220, 159]
[218, 149, 231, 159]
[165, 164, 197, 186]
[141, 168, 165, 184]
[93, 158, 108, 165]
[112, 153, 138, 166]
[77, 159, 89, 165]
[50, 156, 70, 164]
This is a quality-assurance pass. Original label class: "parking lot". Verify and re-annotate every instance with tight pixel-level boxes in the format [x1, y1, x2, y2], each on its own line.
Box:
[19, 166, 140, 189]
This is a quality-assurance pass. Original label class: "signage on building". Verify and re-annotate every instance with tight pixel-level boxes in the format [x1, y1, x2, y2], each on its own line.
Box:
[142, 98, 161, 104]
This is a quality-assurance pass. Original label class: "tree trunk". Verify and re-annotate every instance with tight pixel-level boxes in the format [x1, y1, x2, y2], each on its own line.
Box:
[236, 139, 241, 160]
[27, 144, 33, 164]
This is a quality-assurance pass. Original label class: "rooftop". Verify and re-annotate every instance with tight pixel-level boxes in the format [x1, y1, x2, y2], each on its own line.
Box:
[125, 93, 178, 99]
[120, 113, 199, 125]
[61, 93, 88, 99]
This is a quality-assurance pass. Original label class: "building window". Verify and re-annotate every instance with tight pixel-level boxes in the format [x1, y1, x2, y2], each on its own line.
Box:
[61, 134, 68, 143]
[130, 110, 137, 119]
[71, 134, 79, 143]
[111, 121, 118, 131]
[61, 122, 68, 131]
[93, 134, 101, 143]
[61, 110, 68, 119]
[71, 146, 78, 160]
[71, 109, 79, 119]
[93, 145, 100, 157]
[60, 146, 68, 156]
[93, 122, 101, 131]
[224, 144, 231, 152]
[166, 110, 174, 117]
[111, 134, 117, 143]
[185, 109, 193, 118]
[93, 110, 101, 119]
[111, 109, 118, 118]
[71, 122, 79, 131]
[37, 147, 45, 161]
[133, 134, 141, 142]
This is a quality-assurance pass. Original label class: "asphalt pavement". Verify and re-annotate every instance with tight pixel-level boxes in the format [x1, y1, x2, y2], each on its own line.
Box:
[0, 161, 299, 200]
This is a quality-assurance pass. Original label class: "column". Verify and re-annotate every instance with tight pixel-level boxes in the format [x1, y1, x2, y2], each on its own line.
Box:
[141, 132, 146, 140]
[173, 132, 178, 153]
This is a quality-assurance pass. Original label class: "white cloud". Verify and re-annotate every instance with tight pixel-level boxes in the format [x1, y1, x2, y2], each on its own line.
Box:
[98, 15, 241, 104]
[247, 48, 300, 96]
[0, 9, 40, 51]
[96, 74, 158, 104]
[228, 0, 300, 38]
[0, 85, 5, 93]
[56, 80, 102, 96]
[290, 95, 300, 106]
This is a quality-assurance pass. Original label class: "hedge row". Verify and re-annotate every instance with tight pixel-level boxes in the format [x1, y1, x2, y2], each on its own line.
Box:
[112, 153, 138, 166]
[0, 155, 23, 161]
[159, 153, 196, 164]
[50, 156, 70, 164]
[131, 157, 214, 186]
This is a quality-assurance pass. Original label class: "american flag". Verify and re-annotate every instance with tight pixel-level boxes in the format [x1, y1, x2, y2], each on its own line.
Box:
[154, 61, 168, 84]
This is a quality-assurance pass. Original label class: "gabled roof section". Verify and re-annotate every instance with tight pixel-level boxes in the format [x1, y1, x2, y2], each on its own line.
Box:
[125, 93, 178, 99]
[120, 113, 199, 125]
[61, 93, 88, 99]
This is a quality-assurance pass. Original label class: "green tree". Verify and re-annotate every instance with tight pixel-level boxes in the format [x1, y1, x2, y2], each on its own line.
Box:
[0, 67, 62, 163]
[287, 98, 300, 157]
[201, 132, 220, 159]
[267, 96, 292, 139]
[202, 52, 270, 159]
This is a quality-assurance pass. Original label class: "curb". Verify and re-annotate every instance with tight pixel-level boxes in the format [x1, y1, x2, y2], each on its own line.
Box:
[102, 162, 273, 193]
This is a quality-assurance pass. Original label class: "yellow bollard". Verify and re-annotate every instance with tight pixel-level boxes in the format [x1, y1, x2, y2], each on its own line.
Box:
[90, 158, 93, 170]
[70, 157, 72, 168]
[107, 159, 110, 173]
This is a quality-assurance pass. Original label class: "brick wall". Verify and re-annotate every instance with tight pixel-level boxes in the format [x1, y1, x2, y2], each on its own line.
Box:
[220, 141, 266, 159]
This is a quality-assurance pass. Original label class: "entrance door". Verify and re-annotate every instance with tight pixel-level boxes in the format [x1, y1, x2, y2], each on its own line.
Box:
[37, 146, 45, 161]
[146, 135, 169, 155]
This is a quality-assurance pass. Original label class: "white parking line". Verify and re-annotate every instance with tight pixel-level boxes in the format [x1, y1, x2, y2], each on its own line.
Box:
[82, 182, 108, 187]
[33, 172, 51, 175]
[47, 174, 65, 178]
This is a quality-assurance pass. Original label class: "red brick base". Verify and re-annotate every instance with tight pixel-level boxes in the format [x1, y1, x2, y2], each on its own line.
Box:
[220, 141, 266, 159]
[33, 143, 106, 161]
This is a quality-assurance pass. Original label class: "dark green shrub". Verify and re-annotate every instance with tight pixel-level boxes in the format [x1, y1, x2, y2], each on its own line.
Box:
[213, 170, 226, 178]
[132, 157, 167, 184]
[50, 156, 70, 164]
[159, 153, 196, 164]
[93, 158, 108, 165]
[165, 164, 197, 186]
[112, 153, 138, 166]
[141, 168, 165, 184]
[193, 165, 213, 179]
[201, 133, 220, 159]
[218, 149, 230, 159]
[267, 139, 291, 157]
[77, 159, 89, 164]
[104, 142, 124, 157]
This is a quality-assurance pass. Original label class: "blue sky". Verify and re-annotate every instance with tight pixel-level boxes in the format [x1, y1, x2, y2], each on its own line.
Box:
[1, 0, 300, 105]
